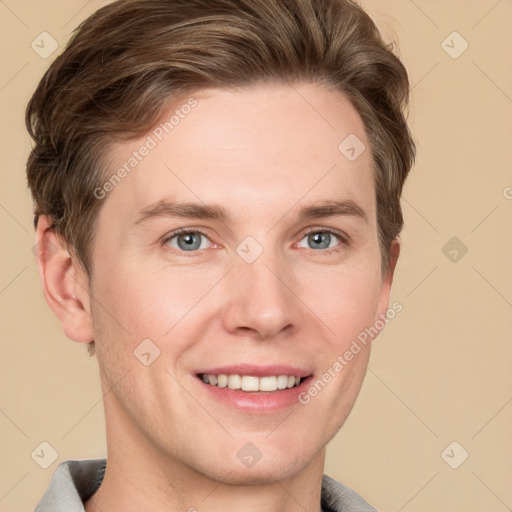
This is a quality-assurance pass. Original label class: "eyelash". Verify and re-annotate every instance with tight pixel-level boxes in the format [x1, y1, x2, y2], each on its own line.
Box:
[161, 227, 349, 256]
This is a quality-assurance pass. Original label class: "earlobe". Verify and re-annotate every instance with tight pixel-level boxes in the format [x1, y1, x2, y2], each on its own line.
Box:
[34, 215, 94, 344]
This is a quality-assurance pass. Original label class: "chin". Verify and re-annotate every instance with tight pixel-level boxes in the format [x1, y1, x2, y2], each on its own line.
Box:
[208, 464, 303, 487]
[195, 444, 317, 487]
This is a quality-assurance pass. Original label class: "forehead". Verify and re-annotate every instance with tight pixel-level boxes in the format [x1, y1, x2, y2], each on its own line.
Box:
[101, 83, 375, 226]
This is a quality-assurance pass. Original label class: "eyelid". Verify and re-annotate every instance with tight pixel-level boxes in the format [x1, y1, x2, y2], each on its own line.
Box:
[163, 227, 211, 240]
[298, 226, 350, 245]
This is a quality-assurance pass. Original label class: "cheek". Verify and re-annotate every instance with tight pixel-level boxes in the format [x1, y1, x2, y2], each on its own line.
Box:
[89, 256, 228, 358]
[91, 255, 176, 332]
[296, 262, 383, 349]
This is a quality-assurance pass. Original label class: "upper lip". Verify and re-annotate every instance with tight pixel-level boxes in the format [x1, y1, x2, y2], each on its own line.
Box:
[196, 364, 312, 378]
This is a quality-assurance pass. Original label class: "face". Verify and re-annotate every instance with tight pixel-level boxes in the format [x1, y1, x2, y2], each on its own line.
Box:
[84, 83, 394, 484]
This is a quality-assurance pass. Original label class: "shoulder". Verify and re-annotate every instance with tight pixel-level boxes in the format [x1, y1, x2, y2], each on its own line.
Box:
[35, 459, 106, 512]
[321, 474, 377, 512]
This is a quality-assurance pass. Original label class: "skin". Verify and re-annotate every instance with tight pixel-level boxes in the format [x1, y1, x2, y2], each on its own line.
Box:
[37, 83, 398, 512]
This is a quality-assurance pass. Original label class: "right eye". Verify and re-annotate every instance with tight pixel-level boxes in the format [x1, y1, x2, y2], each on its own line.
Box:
[163, 230, 212, 252]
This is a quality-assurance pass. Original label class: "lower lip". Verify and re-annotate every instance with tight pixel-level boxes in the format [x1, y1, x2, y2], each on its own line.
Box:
[197, 376, 313, 414]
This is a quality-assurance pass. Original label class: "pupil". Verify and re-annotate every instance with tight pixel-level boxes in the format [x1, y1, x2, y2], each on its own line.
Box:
[179, 232, 200, 250]
[311, 232, 329, 249]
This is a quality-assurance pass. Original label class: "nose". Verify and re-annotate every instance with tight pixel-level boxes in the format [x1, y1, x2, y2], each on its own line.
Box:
[221, 251, 297, 340]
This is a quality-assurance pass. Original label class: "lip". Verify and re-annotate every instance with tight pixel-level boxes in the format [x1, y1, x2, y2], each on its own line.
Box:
[195, 364, 312, 378]
[194, 364, 314, 414]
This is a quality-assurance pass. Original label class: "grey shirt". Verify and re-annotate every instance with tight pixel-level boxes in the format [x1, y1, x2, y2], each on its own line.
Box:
[35, 459, 377, 512]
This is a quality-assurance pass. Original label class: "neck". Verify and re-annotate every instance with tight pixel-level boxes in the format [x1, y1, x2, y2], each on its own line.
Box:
[85, 395, 326, 512]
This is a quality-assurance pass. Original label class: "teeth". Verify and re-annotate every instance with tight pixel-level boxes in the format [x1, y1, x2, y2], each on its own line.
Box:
[259, 376, 277, 392]
[200, 374, 303, 392]
[276, 375, 288, 389]
[241, 375, 259, 391]
[228, 374, 242, 389]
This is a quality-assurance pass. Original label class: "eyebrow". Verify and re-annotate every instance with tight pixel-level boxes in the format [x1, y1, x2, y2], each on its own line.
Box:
[297, 200, 367, 224]
[133, 201, 230, 226]
[132, 199, 368, 227]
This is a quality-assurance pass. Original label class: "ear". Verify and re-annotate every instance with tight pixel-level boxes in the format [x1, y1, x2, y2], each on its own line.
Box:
[375, 239, 401, 321]
[34, 215, 94, 344]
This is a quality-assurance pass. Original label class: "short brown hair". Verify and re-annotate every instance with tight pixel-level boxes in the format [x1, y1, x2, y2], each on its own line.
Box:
[26, 0, 415, 275]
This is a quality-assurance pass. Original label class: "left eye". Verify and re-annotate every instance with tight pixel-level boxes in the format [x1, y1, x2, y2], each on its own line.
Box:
[164, 231, 211, 251]
[297, 231, 341, 250]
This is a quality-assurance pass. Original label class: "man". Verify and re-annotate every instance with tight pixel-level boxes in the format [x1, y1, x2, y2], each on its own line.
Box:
[28, 0, 415, 510]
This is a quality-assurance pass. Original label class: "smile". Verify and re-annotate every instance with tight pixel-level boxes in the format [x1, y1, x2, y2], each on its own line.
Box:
[199, 373, 303, 392]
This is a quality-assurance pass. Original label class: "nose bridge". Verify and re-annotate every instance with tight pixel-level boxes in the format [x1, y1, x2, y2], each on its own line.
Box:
[222, 240, 296, 338]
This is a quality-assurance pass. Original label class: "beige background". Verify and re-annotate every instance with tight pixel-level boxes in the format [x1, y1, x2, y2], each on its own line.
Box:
[1, 1, 511, 511]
